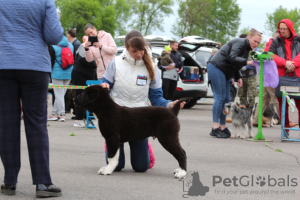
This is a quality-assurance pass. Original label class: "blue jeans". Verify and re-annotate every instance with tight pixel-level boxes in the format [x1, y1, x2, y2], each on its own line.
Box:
[106, 139, 150, 172]
[207, 63, 231, 125]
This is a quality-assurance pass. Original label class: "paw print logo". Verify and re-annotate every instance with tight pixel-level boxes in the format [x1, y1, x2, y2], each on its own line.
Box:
[256, 176, 266, 186]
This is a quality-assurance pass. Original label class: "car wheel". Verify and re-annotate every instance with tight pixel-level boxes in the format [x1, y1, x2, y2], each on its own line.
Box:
[183, 98, 198, 109]
[230, 85, 236, 102]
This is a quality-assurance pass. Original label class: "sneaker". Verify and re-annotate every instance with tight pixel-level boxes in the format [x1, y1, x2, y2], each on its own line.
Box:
[73, 120, 85, 128]
[210, 128, 221, 137]
[222, 127, 231, 138]
[58, 116, 65, 122]
[148, 140, 155, 169]
[47, 114, 58, 121]
[36, 184, 61, 198]
[211, 128, 228, 138]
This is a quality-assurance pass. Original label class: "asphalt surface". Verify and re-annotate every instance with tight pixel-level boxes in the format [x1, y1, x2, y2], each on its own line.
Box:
[0, 97, 299, 200]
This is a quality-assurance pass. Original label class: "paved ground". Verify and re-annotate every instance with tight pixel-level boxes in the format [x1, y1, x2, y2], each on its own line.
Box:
[1, 97, 299, 200]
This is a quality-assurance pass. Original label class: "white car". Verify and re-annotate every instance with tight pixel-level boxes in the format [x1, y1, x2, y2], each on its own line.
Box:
[178, 36, 238, 102]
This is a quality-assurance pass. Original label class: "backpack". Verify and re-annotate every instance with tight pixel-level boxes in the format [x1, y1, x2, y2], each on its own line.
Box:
[55, 44, 74, 70]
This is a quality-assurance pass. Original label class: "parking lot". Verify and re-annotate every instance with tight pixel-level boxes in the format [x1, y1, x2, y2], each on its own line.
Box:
[0, 97, 299, 200]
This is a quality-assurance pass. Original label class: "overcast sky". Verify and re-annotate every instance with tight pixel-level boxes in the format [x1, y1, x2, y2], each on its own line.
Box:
[151, 0, 297, 43]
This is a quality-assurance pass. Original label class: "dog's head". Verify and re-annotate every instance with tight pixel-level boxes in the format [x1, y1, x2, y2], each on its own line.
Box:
[223, 102, 234, 115]
[74, 85, 109, 112]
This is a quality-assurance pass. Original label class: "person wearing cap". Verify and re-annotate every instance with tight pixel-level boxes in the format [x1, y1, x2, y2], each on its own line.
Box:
[157, 46, 174, 67]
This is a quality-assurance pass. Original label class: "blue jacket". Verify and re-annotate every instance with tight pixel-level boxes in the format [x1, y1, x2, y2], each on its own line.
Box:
[0, 0, 63, 72]
[51, 36, 74, 80]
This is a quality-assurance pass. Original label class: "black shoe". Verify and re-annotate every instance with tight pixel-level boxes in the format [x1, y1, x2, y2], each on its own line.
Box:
[36, 184, 62, 198]
[210, 128, 223, 137]
[1, 184, 16, 195]
[222, 127, 231, 138]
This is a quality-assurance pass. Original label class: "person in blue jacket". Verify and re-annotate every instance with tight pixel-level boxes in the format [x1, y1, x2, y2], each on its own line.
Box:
[0, 0, 63, 198]
[48, 36, 74, 122]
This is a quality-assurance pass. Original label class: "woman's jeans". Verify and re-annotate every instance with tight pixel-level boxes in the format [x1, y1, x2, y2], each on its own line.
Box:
[207, 63, 231, 125]
[106, 139, 150, 172]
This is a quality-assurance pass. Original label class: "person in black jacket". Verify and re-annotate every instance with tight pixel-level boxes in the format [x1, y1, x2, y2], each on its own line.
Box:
[71, 42, 97, 127]
[207, 28, 262, 138]
[67, 29, 82, 60]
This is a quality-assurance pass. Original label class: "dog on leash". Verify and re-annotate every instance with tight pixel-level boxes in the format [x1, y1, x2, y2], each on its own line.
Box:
[74, 85, 187, 178]
[223, 102, 253, 139]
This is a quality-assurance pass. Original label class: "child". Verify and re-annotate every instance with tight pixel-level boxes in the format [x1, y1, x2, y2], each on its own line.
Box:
[158, 46, 174, 67]
[158, 46, 183, 73]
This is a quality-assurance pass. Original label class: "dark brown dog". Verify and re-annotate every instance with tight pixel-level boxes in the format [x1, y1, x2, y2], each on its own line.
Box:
[74, 85, 187, 178]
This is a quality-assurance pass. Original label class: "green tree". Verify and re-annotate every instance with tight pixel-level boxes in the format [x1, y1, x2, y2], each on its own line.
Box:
[265, 6, 300, 35]
[172, 0, 241, 45]
[55, 0, 103, 42]
[129, 0, 174, 35]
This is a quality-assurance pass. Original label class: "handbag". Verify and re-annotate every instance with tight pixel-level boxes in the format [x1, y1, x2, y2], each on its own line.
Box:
[275, 72, 300, 100]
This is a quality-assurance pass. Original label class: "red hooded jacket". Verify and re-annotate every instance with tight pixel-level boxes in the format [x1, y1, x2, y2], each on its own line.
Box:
[270, 19, 300, 77]
[264, 38, 273, 52]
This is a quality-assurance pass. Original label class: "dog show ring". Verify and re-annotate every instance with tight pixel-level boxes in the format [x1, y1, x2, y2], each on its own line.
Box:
[247, 51, 274, 142]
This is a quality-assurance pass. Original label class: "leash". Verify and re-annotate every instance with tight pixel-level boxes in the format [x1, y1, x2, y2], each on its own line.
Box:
[48, 84, 88, 89]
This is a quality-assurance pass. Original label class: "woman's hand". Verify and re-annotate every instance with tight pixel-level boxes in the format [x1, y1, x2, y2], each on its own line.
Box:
[100, 83, 110, 90]
[84, 41, 91, 49]
[93, 42, 102, 48]
[237, 78, 243, 87]
[247, 60, 254, 66]
[170, 100, 186, 109]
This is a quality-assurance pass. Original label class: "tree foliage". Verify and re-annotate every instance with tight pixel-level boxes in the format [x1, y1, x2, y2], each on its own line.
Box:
[265, 6, 300, 36]
[172, 0, 241, 45]
[129, 0, 174, 35]
[55, 0, 103, 42]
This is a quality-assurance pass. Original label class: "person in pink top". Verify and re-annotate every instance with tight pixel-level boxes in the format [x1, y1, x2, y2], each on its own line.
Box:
[84, 24, 117, 82]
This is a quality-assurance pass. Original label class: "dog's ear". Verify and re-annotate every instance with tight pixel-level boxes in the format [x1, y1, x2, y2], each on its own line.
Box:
[236, 102, 239, 107]
[245, 104, 250, 109]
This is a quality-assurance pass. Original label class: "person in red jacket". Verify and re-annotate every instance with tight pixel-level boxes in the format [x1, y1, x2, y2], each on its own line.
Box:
[269, 19, 300, 130]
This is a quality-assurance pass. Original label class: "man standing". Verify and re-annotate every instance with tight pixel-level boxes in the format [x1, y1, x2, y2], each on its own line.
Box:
[67, 29, 81, 60]
[269, 19, 300, 129]
[252, 31, 281, 127]
[161, 41, 184, 100]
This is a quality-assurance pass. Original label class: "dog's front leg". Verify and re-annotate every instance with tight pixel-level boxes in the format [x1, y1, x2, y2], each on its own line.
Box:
[98, 148, 119, 175]
[240, 125, 246, 139]
[270, 117, 274, 127]
[231, 124, 237, 138]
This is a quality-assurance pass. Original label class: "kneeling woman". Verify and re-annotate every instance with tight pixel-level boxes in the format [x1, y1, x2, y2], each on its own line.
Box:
[100, 30, 185, 172]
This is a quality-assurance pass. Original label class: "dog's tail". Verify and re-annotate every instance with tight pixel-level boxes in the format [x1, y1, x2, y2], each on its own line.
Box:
[171, 99, 185, 116]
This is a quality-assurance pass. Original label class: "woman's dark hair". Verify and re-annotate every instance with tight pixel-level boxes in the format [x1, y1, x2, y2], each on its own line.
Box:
[84, 24, 96, 31]
[125, 30, 155, 80]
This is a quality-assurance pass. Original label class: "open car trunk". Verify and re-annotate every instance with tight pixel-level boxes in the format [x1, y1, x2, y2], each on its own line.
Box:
[179, 52, 204, 84]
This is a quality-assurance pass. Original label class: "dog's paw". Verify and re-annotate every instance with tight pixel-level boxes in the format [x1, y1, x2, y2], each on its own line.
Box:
[249, 133, 254, 138]
[174, 168, 187, 179]
[174, 168, 181, 174]
[230, 136, 236, 139]
[240, 135, 245, 139]
[98, 166, 113, 175]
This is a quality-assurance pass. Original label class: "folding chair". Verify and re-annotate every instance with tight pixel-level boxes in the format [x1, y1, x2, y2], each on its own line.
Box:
[85, 80, 102, 128]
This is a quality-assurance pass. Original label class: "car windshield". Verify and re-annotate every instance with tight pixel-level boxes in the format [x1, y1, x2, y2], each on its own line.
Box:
[195, 50, 212, 67]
